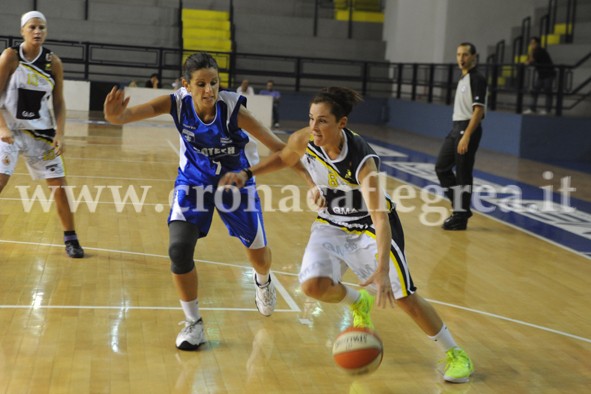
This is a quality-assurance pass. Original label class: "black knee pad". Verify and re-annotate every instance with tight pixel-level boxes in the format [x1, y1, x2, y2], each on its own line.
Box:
[168, 240, 195, 274]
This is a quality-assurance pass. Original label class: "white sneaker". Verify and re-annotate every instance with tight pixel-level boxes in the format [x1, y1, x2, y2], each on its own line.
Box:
[254, 272, 276, 316]
[176, 318, 206, 350]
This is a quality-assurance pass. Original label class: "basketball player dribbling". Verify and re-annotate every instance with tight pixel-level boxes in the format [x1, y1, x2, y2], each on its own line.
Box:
[220, 87, 475, 383]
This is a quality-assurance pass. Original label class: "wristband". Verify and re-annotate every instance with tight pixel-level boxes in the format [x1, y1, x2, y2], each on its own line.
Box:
[242, 168, 253, 180]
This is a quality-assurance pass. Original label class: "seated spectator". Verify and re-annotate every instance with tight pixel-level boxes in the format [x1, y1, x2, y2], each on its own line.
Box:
[237, 79, 254, 95]
[145, 73, 160, 89]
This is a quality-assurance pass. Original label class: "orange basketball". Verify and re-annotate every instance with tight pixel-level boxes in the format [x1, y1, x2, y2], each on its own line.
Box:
[332, 327, 383, 375]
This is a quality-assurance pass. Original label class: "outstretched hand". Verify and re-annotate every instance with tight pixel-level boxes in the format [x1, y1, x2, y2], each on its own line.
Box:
[359, 270, 395, 308]
[104, 86, 130, 123]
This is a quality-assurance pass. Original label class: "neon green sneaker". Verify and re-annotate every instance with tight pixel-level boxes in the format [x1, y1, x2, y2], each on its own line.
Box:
[442, 347, 474, 383]
[349, 289, 375, 329]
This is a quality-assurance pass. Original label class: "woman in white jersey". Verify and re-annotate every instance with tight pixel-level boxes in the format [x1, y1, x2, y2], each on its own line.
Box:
[220, 87, 475, 383]
[0, 11, 84, 258]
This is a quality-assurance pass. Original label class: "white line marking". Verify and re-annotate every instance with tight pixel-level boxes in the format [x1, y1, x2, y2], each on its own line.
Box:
[0, 239, 300, 313]
[166, 139, 179, 155]
[2, 239, 588, 343]
[271, 272, 301, 312]
[63, 156, 177, 164]
[426, 298, 591, 344]
[0, 198, 169, 207]
[337, 279, 591, 344]
[0, 305, 297, 313]
[8, 172, 174, 182]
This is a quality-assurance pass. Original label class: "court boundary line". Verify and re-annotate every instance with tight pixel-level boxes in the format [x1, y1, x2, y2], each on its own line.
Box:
[0, 239, 588, 344]
[380, 170, 591, 260]
[0, 239, 300, 313]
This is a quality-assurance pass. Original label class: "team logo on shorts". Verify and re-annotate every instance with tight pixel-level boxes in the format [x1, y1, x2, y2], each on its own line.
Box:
[1, 155, 10, 166]
[45, 164, 58, 172]
[43, 150, 56, 161]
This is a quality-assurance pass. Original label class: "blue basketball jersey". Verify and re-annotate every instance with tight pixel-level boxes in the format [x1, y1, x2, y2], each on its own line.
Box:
[169, 89, 259, 186]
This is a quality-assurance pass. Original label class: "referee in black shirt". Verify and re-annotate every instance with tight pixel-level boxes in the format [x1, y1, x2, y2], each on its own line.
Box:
[435, 42, 487, 230]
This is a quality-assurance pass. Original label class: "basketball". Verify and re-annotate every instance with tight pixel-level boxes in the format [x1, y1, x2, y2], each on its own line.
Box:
[332, 327, 383, 375]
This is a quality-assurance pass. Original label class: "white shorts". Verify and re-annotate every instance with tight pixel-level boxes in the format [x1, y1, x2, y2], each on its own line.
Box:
[0, 130, 65, 180]
[299, 216, 416, 299]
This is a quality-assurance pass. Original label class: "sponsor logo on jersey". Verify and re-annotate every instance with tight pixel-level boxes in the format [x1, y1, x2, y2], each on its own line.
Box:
[220, 137, 233, 145]
[182, 129, 195, 142]
[331, 206, 359, 215]
[199, 146, 236, 156]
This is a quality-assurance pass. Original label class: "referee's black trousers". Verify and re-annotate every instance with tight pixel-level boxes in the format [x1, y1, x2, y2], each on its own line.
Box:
[435, 120, 482, 216]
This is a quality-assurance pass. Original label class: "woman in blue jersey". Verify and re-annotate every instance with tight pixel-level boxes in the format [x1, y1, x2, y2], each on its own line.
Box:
[220, 87, 475, 383]
[0, 11, 84, 258]
[104, 52, 282, 350]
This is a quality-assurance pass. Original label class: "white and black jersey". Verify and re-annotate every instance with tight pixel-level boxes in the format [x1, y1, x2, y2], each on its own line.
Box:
[452, 67, 487, 121]
[300, 127, 393, 230]
[1, 44, 56, 140]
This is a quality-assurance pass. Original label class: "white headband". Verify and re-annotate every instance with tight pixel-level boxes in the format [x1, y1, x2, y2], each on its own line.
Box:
[21, 11, 46, 27]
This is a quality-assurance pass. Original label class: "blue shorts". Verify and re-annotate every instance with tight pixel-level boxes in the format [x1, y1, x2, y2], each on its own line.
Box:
[168, 182, 267, 249]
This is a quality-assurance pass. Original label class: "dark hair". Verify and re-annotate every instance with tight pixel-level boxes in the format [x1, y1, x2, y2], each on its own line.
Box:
[530, 36, 541, 44]
[310, 87, 363, 119]
[459, 42, 477, 55]
[183, 52, 219, 82]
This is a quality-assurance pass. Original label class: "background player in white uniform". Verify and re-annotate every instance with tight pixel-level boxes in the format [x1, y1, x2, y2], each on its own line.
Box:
[221, 87, 475, 383]
[0, 11, 84, 258]
[104, 52, 284, 350]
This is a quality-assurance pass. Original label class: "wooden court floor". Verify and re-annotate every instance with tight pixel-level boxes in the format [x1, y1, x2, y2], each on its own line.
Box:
[0, 112, 589, 393]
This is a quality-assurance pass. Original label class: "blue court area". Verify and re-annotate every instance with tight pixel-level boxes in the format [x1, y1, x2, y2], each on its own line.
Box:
[364, 136, 591, 260]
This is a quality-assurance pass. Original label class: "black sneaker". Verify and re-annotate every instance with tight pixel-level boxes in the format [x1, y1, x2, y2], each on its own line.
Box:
[65, 240, 85, 258]
[442, 214, 468, 231]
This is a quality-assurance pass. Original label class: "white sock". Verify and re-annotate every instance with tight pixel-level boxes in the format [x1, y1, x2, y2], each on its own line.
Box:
[340, 286, 360, 305]
[428, 324, 458, 352]
[255, 272, 270, 286]
[180, 299, 201, 322]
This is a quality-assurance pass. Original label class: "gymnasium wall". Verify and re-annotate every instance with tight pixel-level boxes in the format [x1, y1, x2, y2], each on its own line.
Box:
[383, 0, 537, 63]
[386, 99, 591, 162]
[62, 80, 274, 128]
[274, 91, 591, 163]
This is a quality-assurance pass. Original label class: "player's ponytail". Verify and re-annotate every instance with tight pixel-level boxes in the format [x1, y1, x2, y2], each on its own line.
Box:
[311, 87, 363, 119]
